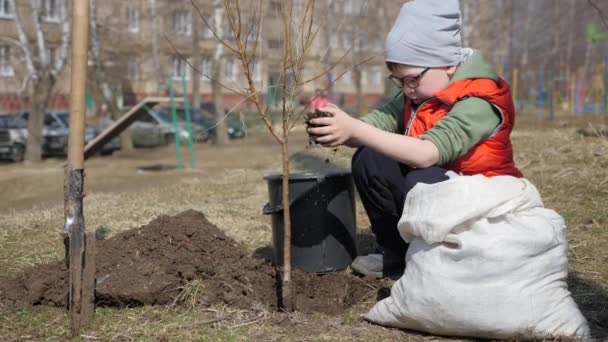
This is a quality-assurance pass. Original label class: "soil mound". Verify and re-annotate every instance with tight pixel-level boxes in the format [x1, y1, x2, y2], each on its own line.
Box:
[0, 210, 380, 315]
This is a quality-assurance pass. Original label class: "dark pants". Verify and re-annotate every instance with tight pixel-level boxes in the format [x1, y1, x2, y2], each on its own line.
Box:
[351, 147, 450, 258]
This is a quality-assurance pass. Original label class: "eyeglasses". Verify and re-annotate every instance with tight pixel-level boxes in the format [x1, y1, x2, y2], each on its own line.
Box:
[388, 67, 430, 89]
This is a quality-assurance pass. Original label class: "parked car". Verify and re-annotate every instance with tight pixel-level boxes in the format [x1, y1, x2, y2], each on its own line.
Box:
[0, 111, 121, 161]
[41, 111, 121, 156]
[174, 108, 246, 143]
[0, 113, 28, 161]
[127, 106, 208, 148]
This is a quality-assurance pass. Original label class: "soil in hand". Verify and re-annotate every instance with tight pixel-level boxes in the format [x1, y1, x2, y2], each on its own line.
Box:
[306, 109, 334, 147]
[0, 210, 381, 315]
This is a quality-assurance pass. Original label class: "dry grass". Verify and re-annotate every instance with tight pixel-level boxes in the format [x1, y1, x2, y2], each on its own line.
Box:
[0, 114, 607, 341]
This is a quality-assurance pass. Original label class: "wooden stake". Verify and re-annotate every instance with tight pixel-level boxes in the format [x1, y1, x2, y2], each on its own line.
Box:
[65, 0, 94, 336]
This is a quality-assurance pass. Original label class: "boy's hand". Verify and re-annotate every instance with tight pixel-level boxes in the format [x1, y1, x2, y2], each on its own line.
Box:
[307, 105, 359, 147]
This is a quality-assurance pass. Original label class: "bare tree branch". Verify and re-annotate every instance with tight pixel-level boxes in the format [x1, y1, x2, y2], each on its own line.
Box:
[588, 0, 608, 29]
[30, 0, 48, 66]
[162, 32, 246, 99]
[54, 0, 71, 74]
[7, 0, 35, 77]
[190, 0, 239, 55]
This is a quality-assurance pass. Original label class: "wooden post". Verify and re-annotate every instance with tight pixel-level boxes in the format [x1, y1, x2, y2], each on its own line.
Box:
[65, 0, 95, 336]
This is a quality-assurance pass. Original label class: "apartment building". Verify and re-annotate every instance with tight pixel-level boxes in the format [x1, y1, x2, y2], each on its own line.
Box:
[0, 0, 400, 113]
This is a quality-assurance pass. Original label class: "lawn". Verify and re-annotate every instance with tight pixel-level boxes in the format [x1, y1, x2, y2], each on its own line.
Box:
[0, 115, 606, 341]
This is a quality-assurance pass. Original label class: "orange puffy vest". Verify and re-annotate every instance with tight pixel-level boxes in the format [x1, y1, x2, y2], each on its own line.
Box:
[404, 78, 523, 178]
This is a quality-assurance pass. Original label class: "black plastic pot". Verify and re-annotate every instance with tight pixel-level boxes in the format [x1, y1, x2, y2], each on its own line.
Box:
[263, 171, 357, 273]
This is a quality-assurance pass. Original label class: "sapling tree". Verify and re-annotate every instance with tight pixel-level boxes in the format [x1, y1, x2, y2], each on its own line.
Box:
[186, 0, 354, 311]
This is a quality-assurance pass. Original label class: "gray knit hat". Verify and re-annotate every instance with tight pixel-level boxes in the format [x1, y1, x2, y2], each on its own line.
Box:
[385, 0, 463, 67]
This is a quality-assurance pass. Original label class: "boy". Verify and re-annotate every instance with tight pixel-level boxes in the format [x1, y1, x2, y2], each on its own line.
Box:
[307, 0, 522, 278]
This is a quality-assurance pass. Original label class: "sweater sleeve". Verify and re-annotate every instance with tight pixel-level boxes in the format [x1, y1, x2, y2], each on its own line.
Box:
[359, 94, 405, 134]
[419, 97, 501, 165]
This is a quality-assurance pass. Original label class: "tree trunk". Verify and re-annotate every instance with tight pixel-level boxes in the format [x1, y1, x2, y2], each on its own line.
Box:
[149, 0, 164, 94]
[89, 0, 133, 153]
[280, 138, 291, 312]
[212, 0, 228, 145]
[212, 57, 228, 145]
[192, 12, 201, 110]
[25, 71, 54, 162]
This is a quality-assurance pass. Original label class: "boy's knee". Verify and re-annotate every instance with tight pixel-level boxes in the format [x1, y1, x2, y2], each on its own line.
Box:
[404, 167, 450, 193]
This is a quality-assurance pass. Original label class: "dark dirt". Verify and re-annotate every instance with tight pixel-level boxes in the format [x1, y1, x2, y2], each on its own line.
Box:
[306, 109, 334, 148]
[0, 210, 381, 315]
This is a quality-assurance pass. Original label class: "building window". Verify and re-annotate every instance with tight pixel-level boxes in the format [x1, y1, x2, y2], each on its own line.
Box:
[329, 32, 338, 49]
[341, 69, 351, 84]
[0, 0, 13, 19]
[244, 20, 260, 43]
[369, 67, 382, 86]
[342, 32, 352, 49]
[127, 57, 140, 80]
[248, 61, 262, 81]
[173, 11, 192, 36]
[343, 0, 361, 15]
[268, 39, 281, 49]
[44, 0, 63, 22]
[221, 21, 236, 40]
[373, 34, 383, 50]
[173, 56, 190, 80]
[127, 7, 139, 33]
[0, 45, 14, 77]
[269, 1, 281, 12]
[225, 58, 237, 81]
[202, 16, 213, 38]
[46, 47, 56, 67]
[200, 57, 212, 80]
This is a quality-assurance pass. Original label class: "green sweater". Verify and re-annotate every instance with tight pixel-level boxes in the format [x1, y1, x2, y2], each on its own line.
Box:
[361, 49, 502, 166]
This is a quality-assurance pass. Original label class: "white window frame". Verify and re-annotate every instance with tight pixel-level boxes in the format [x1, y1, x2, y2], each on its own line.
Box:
[173, 10, 192, 36]
[343, 0, 358, 15]
[173, 56, 190, 80]
[200, 57, 212, 81]
[0, 0, 13, 19]
[329, 32, 338, 49]
[248, 61, 262, 81]
[225, 58, 237, 81]
[46, 46, 56, 68]
[44, 0, 63, 23]
[0, 45, 14, 77]
[247, 21, 260, 42]
[369, 67, 382, 87]
[127, 7, 139, 33]
[202, 16, 213, 38]
[341, 69, 352, 84]
[342, 32, 352, 49]
[373, 34, 383, 51]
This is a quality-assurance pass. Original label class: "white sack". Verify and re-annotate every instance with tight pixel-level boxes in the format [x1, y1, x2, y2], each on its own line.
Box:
[365, 175, 591, 340]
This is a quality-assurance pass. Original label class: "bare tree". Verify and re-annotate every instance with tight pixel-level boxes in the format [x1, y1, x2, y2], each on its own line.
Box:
[89, 0, 134, 152]
[191, 1, 202, 110]
[192, 0, 350, 310]
[4, 0, 70, 162]
[211, 0, 228, 145]
[148, 0, 164, 94]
